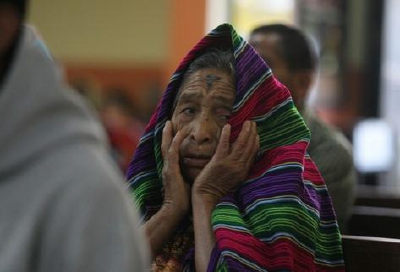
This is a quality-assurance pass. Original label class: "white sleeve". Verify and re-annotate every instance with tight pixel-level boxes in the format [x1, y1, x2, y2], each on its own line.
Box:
[36, 157, 149, 272]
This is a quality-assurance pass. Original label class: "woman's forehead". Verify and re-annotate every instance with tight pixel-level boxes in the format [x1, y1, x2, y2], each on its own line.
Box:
[180, 69, 235, 92]
[172, 68, 235, 110]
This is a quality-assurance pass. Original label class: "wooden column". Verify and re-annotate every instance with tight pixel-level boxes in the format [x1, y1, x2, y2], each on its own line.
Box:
[163, 0, 206, 85]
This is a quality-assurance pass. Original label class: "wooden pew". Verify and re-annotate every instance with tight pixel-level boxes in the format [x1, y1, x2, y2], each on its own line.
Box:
[342, 235, 400, 272]
[348, 205, 400, 239]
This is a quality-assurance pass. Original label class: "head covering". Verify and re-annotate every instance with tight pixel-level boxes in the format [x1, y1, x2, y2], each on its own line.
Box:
[127, 24, 344, 271]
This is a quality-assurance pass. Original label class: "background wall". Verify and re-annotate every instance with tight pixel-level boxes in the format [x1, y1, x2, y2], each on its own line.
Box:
[28, 0, 160, 117]
[27, 0, 168, 64]
[27, 0, 205, 116]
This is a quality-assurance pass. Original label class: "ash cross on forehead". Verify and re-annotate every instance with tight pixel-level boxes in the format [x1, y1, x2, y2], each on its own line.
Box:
[205, 74, 221, 90]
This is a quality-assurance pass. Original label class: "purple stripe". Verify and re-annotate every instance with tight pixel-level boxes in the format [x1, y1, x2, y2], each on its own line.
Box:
[236, 48, 259, 94]
[239, 171, 322, 210]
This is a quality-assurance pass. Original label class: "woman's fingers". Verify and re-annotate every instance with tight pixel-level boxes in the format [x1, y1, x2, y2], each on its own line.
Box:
[161, 121, 173, 159]
[231, 121, 258, 161]
[214, 124, 231, 159]
[161, 121, 190, 162]
[241, 121, 259, 160]
[230, 120, 250, 158]
[168, 125, 190, 165]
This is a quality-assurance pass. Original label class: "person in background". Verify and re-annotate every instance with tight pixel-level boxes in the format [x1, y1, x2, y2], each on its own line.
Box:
[101, 90, 145, 172]
[0, 0, 149, 271]
[249, 23, 356, 233]
[127, 23, 344, 271]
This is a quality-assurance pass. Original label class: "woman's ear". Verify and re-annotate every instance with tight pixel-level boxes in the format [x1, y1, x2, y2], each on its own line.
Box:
[295, 71, 313, 93]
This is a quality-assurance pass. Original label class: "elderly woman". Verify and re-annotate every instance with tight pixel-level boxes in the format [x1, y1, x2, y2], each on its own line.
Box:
[127, 24, 344, 271]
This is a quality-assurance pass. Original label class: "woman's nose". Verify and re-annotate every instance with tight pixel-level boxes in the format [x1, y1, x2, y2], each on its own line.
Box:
[190, 116, 216, 145]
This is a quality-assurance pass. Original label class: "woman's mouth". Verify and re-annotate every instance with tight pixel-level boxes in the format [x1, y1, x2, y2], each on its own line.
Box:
[183, 155, 211, 168]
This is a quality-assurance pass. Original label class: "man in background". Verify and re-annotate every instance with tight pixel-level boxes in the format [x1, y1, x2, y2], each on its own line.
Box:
[249, 24, 356, 233]
[0, 0, 149, 270]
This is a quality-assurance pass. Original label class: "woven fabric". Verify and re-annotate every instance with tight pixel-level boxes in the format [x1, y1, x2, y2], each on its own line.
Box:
[127, 23, 344, 272]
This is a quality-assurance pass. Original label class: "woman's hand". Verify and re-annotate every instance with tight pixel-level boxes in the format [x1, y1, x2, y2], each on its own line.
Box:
[191, 120, 259, 271]
[144, 121, 191, 257]
[192, 120, 260, 205]
[161, 121, 191, 215]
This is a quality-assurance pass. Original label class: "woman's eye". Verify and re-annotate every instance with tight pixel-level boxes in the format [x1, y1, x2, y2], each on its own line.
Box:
[216, 108, 232, 121]
[182, 107, 195, 115]
[220, 114, 231, 121]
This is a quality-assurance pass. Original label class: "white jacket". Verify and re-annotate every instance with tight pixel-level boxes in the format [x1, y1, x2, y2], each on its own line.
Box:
[0, 26, 149, 271]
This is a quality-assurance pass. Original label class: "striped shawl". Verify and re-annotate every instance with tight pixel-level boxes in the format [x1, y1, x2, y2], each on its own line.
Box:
[126, 23, 344, 271]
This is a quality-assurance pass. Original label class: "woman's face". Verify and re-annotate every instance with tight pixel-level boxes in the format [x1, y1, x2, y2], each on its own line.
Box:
[171, 68, 236, 183]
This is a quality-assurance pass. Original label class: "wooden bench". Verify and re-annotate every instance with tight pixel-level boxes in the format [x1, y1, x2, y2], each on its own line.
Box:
[342, 235, 400, 272]
[348, 205, 400, 239]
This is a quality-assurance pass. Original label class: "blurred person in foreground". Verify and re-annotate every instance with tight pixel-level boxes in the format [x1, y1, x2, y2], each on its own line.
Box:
[249, 24, 357, 233]
[0, 0, 149, 271]
[127, 23, 344, 271]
